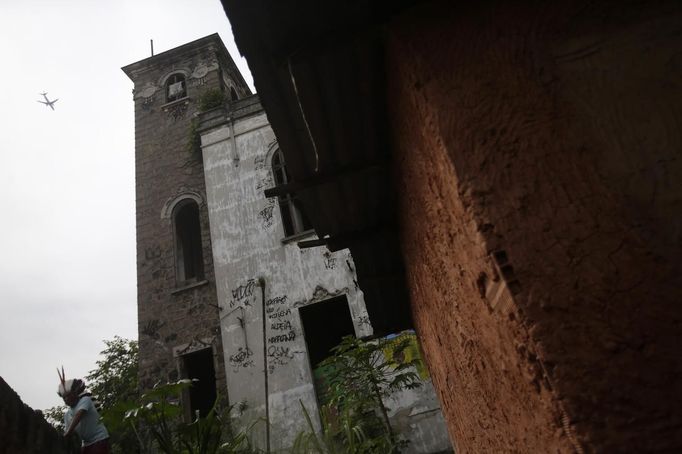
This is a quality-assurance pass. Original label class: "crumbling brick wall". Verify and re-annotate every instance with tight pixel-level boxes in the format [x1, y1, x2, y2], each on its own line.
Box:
[387, 1, 682, 452]
[0, 378, 78, 454]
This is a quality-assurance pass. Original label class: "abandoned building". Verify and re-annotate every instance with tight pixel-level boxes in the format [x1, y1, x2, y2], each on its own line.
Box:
[123, 34, 452, 452]
[218, 0, 682, 452]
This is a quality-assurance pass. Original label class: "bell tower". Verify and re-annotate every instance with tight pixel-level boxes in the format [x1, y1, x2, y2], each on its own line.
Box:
[122, 34, 251, 408]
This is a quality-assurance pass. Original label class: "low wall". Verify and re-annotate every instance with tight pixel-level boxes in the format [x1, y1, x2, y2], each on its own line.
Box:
[0, 377, 78, 454]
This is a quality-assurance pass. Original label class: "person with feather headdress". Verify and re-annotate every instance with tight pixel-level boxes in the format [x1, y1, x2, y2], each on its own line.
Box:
[57, 367, 110, 453]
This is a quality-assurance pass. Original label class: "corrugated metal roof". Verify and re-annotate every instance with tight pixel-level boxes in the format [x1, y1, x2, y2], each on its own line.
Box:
[221, 0, 415, 334]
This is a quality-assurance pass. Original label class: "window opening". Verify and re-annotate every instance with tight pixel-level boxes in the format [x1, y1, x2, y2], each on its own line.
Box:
[299, 295, 355, 404]
[166, 73, 186, 102]
[272, 149, 312, 237]
[173, 200, 204, 284]
[230, 87, 239, 101]
[181, 348, 217, 419]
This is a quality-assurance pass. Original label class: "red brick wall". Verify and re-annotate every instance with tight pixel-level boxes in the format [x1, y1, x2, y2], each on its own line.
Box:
[387, 1, 682, 452]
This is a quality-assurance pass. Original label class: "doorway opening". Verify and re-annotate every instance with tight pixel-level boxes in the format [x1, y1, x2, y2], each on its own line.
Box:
[181, 348, 217, 419]
[299, 295, 356, 403]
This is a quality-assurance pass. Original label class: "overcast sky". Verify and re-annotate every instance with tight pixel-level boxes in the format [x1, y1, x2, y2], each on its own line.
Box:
[0, 0, 253, 411]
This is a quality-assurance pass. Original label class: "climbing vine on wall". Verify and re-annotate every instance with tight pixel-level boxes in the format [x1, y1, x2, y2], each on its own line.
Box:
[187, 88, 227, 154]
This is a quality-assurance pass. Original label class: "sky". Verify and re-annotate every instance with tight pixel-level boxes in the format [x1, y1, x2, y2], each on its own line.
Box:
[0, 0, 253, 411]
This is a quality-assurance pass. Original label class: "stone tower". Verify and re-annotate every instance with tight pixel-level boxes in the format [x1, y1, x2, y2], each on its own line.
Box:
[122, 34, 251, 416]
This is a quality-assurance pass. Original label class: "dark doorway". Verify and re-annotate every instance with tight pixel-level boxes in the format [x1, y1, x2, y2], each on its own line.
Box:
[300, 295, 356, 406]
[182, 348, 217, 418]
[299, 295, 355, 368]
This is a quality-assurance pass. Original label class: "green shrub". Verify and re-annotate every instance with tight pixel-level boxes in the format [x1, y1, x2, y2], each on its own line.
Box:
[292, 335, 423, 454]
[197, 89, 226, 112]
[107, 380, 260, 454]
[187, 88, 227, 154]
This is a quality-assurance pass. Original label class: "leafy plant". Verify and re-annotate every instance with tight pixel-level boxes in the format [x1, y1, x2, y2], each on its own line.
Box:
[87, 336, 139, 412]
[197, 89, 226, 112]
[115, 379, 260, 454]
[187, 88, 227, 154]
[43, 405, 67, 432]
[90, 337, 140, 453]
[292, 335, 423, 453]
[291, 400, 387, 454]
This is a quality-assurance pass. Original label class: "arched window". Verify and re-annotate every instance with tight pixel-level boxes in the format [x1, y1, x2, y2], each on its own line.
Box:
[230, 87, 239, 101]
[272, 149, 312, 237]
[166, 73, 186, 102]
[173, 199, 204, 283]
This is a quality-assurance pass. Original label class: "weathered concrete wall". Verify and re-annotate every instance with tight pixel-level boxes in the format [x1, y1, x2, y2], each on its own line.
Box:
[0, 378, 78, 454]
[383, 334, 454, 454]
[389, 381, 452, 454]
[200, 104, 371, 449]
[199, 100, 451, 452]
[124, 36, 250, 395]
[388, 1, 682, 452]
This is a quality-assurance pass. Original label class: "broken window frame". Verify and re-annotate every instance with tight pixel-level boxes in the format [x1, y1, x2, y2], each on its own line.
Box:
[271, 148, 313, 239]
[166, 73, 187, 102]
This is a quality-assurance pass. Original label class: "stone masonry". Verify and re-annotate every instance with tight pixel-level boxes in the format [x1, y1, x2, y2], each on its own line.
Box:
[122, 35, 251, 397]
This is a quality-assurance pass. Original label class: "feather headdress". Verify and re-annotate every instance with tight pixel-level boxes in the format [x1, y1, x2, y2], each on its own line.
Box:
[56, 366, 99, 410]
[56, 366, 83, 396]
[56, 366, 68, 396]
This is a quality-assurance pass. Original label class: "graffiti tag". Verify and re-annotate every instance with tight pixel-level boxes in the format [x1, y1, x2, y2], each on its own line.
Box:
[259, 205, 274, 229]
[323, 251, 337, 270]
[232, 279, 257, 300]
[268, 308, 292, 320]
[229, 347, 254, 372]
[271, 320, 292, 331]
[268, 331, 296, 344]
[254, 154, 266, 170]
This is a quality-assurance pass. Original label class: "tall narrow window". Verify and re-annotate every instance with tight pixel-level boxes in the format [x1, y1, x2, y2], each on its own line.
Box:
[166, 73, 186, 102]
[272, 148, 312, 237]
[173, 200, 204, 284]
[230, 87, 239, 101]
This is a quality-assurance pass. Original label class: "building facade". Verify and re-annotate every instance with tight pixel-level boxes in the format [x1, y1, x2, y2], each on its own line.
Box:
[124, 34, 452, 452]
[197, 96, 451, 451]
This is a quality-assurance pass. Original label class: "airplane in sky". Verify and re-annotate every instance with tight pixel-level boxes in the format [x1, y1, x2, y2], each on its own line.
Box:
[37, 92, 58, 110]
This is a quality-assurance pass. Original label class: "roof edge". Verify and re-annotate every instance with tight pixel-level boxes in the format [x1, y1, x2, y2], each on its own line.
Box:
[121, 33, 226, 79]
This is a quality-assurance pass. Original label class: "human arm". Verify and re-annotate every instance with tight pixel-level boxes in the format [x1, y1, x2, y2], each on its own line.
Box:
[63, 396, 92, 437]
[64, 408, 86, 437]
